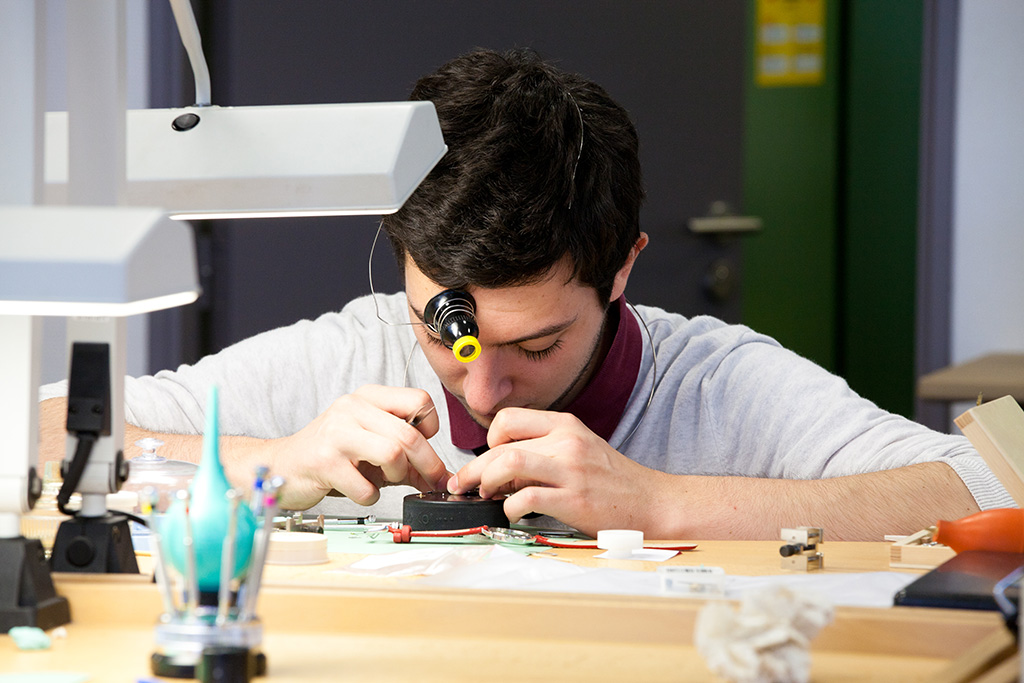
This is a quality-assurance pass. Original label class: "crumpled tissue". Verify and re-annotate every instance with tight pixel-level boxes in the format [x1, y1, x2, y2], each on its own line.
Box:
[694, 584, 834, 683]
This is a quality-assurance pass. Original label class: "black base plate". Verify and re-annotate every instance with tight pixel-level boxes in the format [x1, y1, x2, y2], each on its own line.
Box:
[403, 491, 509, 530]
[0, 536, 72, 632]
[50, 512, 139, 574]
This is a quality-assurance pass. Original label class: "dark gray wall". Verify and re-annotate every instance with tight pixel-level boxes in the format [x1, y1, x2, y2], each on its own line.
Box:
[150, 1, 748, 367]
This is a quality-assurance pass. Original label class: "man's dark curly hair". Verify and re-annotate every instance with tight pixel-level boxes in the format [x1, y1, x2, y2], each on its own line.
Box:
[382, 48, 645, 305]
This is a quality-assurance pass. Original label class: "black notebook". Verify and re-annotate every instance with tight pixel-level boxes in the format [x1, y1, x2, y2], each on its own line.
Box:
[893, 550, 1024, 611]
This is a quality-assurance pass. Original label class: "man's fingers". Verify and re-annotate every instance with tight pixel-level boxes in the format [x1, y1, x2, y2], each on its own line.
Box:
[325, 462, 381, 506]
[391, 424, 448, 490]
[404, 466, 453, 493]
[342, 400, 447, 490]
[487, 407, 571, 448]
[447, 450, 499, 494]
[503, 485, 562, 524]
[349, 387, 447, 489]
[432, 470, 454, 493]
[354, 385, 440, 436]
[334, 426, 412, 483]
[476, 447, 560, 499]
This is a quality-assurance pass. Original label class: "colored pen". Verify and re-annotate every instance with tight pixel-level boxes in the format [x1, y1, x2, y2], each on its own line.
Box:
[251, 465, 269, 516]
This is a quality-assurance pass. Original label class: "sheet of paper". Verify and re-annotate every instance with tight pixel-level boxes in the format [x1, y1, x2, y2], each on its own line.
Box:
[594, 548, 678, 561]
[339, 545, 499, 577]
[411, 547, 917, 607]
[328, 532, 916, 608]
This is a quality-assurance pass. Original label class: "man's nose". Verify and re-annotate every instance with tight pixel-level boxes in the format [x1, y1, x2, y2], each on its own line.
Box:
[460, 351, 513, 415]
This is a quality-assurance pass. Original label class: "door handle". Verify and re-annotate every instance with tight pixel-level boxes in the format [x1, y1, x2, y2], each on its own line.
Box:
[688, 201, 762, 234]
[689, 215, 762, 234]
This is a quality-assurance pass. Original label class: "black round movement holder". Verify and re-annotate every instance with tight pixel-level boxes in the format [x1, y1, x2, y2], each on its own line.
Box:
[403, 491, 508, 530]
[152, 648, 266, 681]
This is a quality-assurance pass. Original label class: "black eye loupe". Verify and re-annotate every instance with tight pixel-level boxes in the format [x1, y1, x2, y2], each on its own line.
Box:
[424, 289, 481, 363]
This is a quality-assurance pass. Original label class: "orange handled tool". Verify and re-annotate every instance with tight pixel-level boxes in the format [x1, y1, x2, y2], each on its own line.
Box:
[933, 508, 1024, 553]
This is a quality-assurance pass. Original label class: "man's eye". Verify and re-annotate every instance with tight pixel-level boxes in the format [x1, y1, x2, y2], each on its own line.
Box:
[423, 331, 446, 348]
[518, 340, 563, 361]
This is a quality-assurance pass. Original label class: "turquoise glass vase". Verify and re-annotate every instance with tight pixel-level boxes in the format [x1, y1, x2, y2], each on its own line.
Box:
[160, 385, 256, 593]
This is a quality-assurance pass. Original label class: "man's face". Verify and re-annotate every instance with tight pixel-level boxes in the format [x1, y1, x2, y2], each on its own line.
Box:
[404, 257, 608, 429]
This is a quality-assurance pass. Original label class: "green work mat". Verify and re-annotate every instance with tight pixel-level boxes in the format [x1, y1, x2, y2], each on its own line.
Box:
[324, 528, 554, 555]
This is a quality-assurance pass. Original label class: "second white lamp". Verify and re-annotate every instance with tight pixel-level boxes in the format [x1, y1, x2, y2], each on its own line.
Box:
[44, 102, 447, 220]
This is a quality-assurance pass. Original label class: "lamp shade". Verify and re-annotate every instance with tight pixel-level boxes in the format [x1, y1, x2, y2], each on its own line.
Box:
[0, 206, 200, 316]
[44, 102, 447, 219]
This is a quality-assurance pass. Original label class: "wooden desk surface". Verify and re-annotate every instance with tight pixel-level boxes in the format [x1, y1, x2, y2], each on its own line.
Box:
[1, 541, 1006, 682]
[917, 352, 1024, 403]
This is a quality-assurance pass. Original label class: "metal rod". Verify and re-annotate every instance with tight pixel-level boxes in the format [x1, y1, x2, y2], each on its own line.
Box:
[321, 516, 377, 526]
[239, 476, 282, 621]
[141, 487, 178, 617]
[179, 489, 200, 616]
[216, 489, 239, 626]
[407, 403, 435, 427]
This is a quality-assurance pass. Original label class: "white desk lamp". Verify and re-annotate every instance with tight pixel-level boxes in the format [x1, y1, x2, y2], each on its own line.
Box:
[44, 101, 446, 221]
[0, 0, 444, 631]
[43, 0, 447, 219]
[0, 206, 199, 626]
[41, 0, 443, 552]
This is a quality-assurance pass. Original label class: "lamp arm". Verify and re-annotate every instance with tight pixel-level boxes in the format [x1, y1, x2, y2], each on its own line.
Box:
[63, 318, 128, 517]
[168, 0, 211, 106]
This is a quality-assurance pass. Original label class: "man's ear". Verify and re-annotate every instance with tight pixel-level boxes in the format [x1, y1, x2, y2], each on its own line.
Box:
[609, 232, 649, 302]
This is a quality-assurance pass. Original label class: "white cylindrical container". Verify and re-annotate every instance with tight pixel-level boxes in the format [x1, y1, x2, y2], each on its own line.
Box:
[597, 529, 644, 559]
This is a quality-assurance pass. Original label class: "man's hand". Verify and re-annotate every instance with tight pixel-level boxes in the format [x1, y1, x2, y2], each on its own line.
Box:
[446, 407, 667, 536]
[42, 387, 450, 512]
[241, 385, 451, 510]
[444, 407, 983, 541]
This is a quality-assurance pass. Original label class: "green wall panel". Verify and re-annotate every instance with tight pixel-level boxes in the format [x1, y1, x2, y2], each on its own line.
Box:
[840, 1, 922, 418]
[743, 0, 922, 418]
[742, 0, 841, 371]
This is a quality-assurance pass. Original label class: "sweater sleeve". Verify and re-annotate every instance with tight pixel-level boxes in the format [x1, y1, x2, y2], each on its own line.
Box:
[701, 337, 1015, 509]
[39, 293, 416, 440]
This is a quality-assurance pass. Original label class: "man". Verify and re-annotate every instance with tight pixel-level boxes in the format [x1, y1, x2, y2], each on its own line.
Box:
[39, 49, 1010, 539]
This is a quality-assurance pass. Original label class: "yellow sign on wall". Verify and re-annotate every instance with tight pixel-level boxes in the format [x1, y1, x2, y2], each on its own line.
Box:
[756, 0, 825, 87]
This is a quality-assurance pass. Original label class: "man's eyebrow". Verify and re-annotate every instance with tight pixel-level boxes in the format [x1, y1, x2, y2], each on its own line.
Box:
[498, 315, 578, 346]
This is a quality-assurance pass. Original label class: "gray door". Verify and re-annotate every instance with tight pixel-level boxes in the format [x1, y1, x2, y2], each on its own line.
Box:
[149, 1, 747, 367]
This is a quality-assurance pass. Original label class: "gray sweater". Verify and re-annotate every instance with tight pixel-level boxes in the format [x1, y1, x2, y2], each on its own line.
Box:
[41, 292, 1013, 520]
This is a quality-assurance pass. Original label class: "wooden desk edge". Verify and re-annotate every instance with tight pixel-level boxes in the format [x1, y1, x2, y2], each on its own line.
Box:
[53, 572, 1003, 662]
